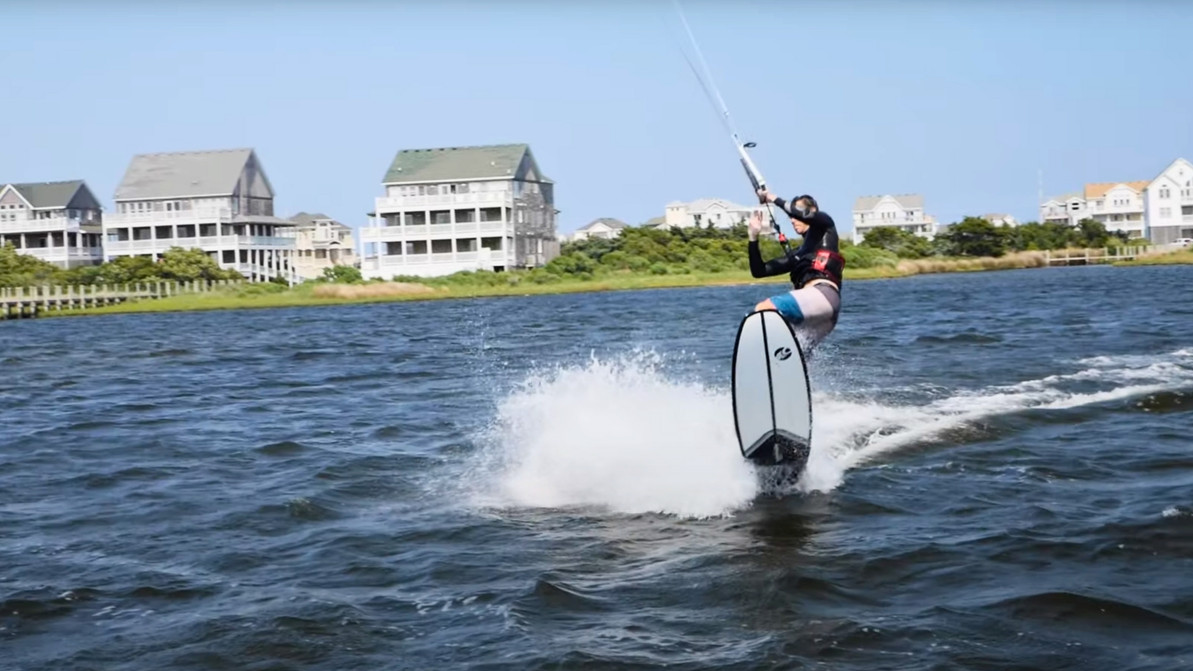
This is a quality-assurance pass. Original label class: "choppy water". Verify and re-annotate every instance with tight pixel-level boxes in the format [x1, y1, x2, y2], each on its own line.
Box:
[3, 265, 1193, 670]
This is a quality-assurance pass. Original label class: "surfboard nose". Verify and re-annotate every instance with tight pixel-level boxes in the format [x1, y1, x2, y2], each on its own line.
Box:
[732, 309, 813, 472]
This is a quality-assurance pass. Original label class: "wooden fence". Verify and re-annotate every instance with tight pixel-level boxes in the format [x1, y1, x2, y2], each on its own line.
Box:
[1, 280, 242, 319]
[1042, 246, 1150, 266]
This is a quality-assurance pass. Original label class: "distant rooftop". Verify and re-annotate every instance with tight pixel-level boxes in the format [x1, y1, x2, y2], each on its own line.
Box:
[577, 217, 628, 232]
[1083, 181, 1149, 199]
[382, 143, 552, 184]
[6, 180, 88, 209]
[853, 194, 924, 211]
[114, 148, 266, 200]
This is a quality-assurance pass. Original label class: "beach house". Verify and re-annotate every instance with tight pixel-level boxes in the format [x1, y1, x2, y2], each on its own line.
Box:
[290, 212, 358, 280]
[851, 194, 937, 243]
[359, 144, 559, 279]
[102, 148, 297, 283]
[0, 180, 104, 268]
[570, 218, 627, 241]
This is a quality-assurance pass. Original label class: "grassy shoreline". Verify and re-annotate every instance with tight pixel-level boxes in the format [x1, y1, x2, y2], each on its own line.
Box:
[1113, 249, 1193, 266]
[35, 247, 1191, 318]
[30, 252, 1063, 319]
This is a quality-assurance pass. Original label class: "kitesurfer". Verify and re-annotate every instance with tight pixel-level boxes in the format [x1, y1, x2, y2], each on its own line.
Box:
[747, 189, 845, 352]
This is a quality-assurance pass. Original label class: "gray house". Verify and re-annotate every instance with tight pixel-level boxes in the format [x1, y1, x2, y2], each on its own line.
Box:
[0, 180, 104, 268]
[102, 148, 297, 283]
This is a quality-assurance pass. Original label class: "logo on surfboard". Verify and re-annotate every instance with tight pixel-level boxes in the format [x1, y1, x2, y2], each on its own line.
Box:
[773, 346, 792, 361]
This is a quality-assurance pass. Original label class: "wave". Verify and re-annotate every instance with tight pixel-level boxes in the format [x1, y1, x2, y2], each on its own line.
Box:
[459, 348, 1193, 519]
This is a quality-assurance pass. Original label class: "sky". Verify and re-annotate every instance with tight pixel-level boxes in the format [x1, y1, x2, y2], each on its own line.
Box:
[2, 0, 1191, 236]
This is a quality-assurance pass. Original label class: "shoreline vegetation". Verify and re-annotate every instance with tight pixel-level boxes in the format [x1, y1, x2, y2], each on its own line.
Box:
[2, 219, 1189, 319]
[43, 253, 1052, 318]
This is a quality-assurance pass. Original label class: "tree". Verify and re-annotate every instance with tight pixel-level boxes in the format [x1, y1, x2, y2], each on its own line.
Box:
[322, 264, 363, 283]
[98, 255, 159, 284]
[157, 247, 239, 282]
[860, 226, 933, 258]
[1076, 218, 1112, 248]
[0, 242, 63, 287]
[939, 217, 1009, 257]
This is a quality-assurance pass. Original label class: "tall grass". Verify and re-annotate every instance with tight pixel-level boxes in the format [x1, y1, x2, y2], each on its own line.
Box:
[896, 251, 1048, 274]
[311, 282, 439, 299]
[1114, 249, 1193, 266]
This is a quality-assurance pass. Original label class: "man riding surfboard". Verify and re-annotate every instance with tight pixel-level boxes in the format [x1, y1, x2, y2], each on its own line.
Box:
[747, 189, 845, 354]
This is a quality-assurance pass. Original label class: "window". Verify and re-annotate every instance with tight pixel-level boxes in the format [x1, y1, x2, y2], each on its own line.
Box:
[1183, 205, 1193, 215]
[458, 183, 470, 194]
[1160, 207, 1172, 217]
[1160, 188, 1171, 199]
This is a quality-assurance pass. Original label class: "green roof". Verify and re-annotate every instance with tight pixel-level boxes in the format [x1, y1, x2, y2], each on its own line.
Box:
[10, 180, 86, 208]
[382, 143, 548, 184]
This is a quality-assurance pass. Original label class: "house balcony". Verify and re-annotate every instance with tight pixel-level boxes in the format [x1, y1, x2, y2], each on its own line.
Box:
[359, 221, 510, 242]
[362, 247, 512, 267]
[0, 216, 100, 234]
[104, 235, 295, 256]
[104, 208, 234, 228]
[374, 192, 514, 213]
[21, 246, 103, 265]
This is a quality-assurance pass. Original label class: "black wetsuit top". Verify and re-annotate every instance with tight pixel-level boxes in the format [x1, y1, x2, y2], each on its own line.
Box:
[747, 198, 842, 289]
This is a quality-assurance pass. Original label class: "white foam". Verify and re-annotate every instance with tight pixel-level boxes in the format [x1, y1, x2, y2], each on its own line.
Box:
[468, 352, 756, 519]
[461, 348, 1193, 518]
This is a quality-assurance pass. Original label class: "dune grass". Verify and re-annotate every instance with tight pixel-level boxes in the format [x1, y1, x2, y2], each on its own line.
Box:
[1113, 249, 1193, 266]
[47, 251, 1059, 319]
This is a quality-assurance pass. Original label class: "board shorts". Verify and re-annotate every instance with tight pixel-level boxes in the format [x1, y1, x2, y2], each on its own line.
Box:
[758, 282, 840, 352]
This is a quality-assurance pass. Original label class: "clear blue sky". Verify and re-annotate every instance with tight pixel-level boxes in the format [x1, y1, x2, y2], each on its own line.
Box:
[3, 1, 1191, 235]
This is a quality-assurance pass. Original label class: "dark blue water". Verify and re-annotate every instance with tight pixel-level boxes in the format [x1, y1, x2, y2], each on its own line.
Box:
[3, 265, 1192, 670]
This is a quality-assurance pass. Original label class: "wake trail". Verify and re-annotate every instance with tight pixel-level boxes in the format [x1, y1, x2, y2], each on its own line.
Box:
[459, 349, 1193, 519]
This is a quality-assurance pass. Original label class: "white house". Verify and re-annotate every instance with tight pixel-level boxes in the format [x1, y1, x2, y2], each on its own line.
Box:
[981, 213, 1019, 228]
[359, 143, 559, 279]
[1039, 192, 1087, 227]
[1143, 157, 1193, 244]
[663, 198, 754, 229]
[1039, 157, 1193, 242]
[1082, 181, 1149, 238]
[102, 148, 297, 283]
[851, 194, 937, 243]
[571, 217, 627, 241]
[290, 212, 358, 280]
[0, 180, 104, 268]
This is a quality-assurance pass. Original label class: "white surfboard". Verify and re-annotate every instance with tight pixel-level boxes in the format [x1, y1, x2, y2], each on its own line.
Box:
[731, 309, 812, 469]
